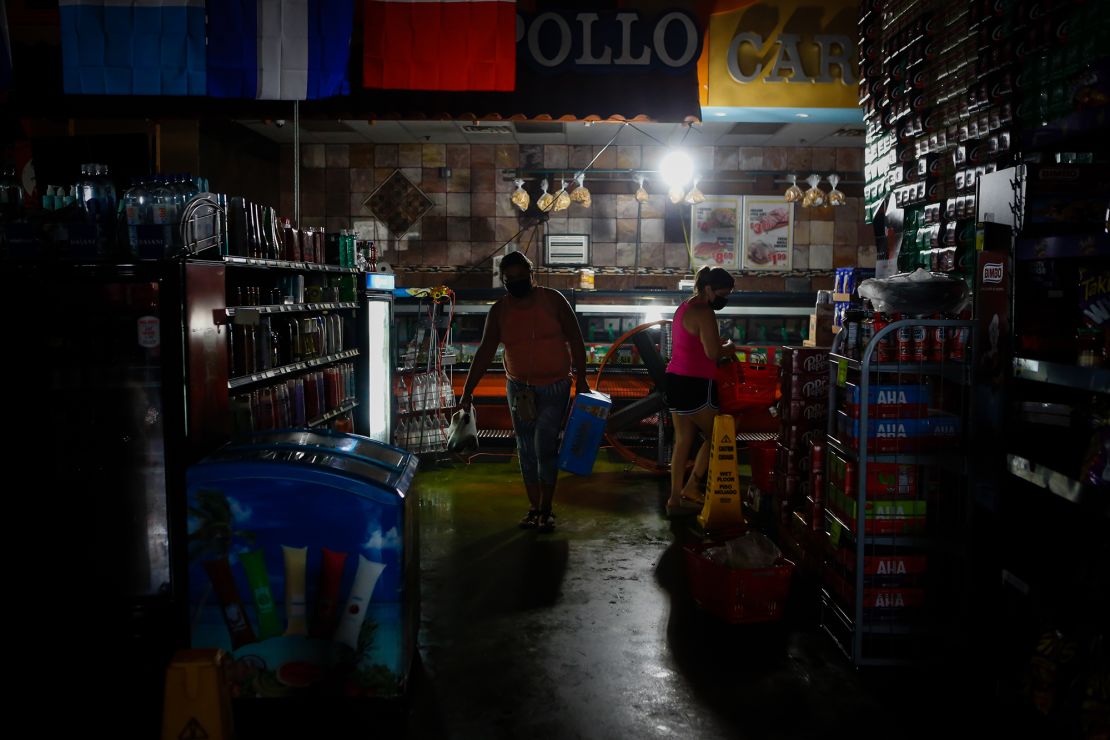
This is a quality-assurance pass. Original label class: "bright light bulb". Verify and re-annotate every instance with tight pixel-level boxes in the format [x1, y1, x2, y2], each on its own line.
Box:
[659, 149, 694, 190]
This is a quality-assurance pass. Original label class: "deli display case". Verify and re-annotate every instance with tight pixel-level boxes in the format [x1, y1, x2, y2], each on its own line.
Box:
[394, 287, 815, 467]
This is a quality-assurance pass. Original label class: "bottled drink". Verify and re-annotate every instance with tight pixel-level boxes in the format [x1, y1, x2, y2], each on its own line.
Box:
[395, 377, 410, 414]
[123, 178, 147, 256]
[150, 176, 176, 254]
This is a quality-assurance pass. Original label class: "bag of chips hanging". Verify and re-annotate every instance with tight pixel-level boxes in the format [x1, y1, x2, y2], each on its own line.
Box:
[511, 178, 530, 212]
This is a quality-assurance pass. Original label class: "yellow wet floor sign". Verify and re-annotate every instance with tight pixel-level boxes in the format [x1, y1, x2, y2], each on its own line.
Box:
[161, 649, 233, 740]
[698, 414, 746, 531]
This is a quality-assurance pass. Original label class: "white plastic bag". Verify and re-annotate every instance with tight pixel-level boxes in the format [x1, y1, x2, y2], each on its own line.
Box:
[446, 407, 479, 457]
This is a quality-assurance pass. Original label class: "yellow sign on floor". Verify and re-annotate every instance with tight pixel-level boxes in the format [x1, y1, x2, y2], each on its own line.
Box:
[698, 414, 746, 531]
[162, 649, 234, 740]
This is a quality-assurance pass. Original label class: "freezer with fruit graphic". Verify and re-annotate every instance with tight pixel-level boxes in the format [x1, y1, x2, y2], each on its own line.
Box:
[186, 430, 419, 698]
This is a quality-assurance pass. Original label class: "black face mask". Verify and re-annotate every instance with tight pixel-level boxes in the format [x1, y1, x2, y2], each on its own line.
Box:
[505, 278, 532, 298]
[709, 295, 729, 311]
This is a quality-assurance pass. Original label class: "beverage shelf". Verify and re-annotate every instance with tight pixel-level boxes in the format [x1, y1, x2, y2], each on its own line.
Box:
[826, 435, 968, 470]
[224, 255, 360, 273]
[228, 349, 359, 390]
[226, 302, 357, 315]
[307, 399, 358, 427]
[1006, 454, 1109, 518]
[1012, 357, 1110, 394]
[829, 353, 973, 385]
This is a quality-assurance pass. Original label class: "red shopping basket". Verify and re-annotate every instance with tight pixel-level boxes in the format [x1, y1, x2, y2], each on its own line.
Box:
[717, 359, 779, 414]
[683, 542, 794, 624]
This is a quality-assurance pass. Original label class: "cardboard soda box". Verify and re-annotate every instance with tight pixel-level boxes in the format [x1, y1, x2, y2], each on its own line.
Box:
[842, 382, 931, 419]
[557, 390, 612, 475]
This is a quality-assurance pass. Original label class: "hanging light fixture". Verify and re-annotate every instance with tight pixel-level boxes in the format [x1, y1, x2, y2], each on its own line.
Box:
[660, 149, 694, 204]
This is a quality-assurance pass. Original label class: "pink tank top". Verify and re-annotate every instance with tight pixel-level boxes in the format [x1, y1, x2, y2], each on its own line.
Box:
[666, 301, 717, 379]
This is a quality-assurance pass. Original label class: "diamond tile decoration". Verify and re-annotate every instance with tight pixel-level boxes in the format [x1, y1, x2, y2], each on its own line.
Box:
[362, 169, 434, 239]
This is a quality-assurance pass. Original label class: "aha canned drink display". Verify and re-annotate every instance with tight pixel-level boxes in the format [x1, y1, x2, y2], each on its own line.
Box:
[842, 382, 932, 419]
[835, 410, 962, 453]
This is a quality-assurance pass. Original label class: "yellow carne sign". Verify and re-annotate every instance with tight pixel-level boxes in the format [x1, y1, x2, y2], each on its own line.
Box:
[701, 0, 860, 109]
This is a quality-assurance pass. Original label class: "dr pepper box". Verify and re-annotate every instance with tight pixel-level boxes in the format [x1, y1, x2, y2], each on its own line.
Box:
[842, 382, 932, 419]
[780, 346, 830, 390]
[557, 390, 611, 475]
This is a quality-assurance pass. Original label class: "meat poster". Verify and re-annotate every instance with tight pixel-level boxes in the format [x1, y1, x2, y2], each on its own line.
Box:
[741, 197, 793, 271]
[691, 197, 740, 270]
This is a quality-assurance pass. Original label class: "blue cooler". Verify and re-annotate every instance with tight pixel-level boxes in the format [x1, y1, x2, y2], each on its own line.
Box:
[558, 391, 612, 475]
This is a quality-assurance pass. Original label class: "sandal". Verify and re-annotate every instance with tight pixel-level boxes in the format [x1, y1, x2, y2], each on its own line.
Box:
[519, 509, 540, 529]
[665, 499, 702, 519]
[536, 511, 556, 533]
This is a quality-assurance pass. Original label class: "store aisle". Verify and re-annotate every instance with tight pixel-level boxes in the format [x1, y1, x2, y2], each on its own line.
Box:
[233, 454, 1012, 739]
[404, 457, 898, 740]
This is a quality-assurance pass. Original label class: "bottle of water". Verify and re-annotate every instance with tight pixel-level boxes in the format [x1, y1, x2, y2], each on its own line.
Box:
[394, 418, 408, 449]
[149, 176, 176, 254]
[98, 164, 118, 217]
[437, 369, 454, 408]
[395, 376, 410, 414]
[123, 178, 147, 257]
[78, 164, 99, 220]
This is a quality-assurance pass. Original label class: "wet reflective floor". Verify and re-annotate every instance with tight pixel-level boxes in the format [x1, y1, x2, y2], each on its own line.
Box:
[237, 455, 1014, 739]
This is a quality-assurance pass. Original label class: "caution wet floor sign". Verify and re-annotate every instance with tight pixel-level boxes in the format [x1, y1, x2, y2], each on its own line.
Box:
[698, 414, 746, 532]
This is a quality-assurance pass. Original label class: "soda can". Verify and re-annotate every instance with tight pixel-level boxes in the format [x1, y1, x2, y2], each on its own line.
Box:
[950, 325, 969, 362]
[811, 499, 825, 533]
[874, 314, 893, 362]
[810, 438, 826, 474]
[930, 324, 947, 362]
[912, 323, 928, 361]
[811, 471, 826, 504]
[896, 316, 913, 362]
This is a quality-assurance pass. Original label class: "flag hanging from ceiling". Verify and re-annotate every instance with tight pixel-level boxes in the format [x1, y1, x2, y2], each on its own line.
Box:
[207, 0, 354, 100]
[59, 0, 206, 95]
[362, 0, 515, 92]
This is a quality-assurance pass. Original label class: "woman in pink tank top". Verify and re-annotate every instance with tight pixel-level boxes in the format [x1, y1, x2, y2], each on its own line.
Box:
[663, 266, 735, 517]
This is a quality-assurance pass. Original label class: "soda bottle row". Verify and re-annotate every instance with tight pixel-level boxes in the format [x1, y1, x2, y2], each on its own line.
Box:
[839, 307, 971, 364]
[230, 363, 357, 434]
[394, 370, 455, 413]
[394, 412, 450, 454]
[230, 314, 347, 378]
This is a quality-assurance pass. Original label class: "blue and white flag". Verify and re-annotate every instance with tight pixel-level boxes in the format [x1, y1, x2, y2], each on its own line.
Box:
[59, 0, 206, 95]
[207, 0, 354, 100]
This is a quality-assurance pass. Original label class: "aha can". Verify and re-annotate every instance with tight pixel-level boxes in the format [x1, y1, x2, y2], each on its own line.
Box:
[896, 315, 913, 362]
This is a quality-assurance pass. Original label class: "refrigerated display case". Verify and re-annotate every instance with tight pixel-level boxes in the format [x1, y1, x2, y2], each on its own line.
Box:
[186, 430, 419, 699]
[362, 272, 396, 444]
[394, 288, 815, 466]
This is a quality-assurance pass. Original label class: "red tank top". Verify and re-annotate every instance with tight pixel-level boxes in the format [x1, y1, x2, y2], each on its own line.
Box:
[666, 301, 717, 379]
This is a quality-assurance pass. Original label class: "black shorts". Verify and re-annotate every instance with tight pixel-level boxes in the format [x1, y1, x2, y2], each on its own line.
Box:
[665, 372, 719, 414]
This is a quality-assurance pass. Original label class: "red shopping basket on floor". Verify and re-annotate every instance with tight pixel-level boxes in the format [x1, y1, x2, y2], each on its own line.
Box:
[717, 359, 779, 414]
[683, 542, 794, 624]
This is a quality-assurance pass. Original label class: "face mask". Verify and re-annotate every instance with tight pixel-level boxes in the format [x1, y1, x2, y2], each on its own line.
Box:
[709, 295, 728, 311]
[505, 278, 532, 298]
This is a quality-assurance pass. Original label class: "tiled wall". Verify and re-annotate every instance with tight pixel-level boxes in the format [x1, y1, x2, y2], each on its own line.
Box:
[279, 143, 870, 292]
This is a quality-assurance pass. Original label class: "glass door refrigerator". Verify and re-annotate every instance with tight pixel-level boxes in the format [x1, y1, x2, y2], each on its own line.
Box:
[361, 272, 396, 443]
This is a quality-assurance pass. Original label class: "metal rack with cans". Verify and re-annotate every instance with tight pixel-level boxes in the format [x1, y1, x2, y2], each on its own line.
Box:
[818, 317, 976, 666]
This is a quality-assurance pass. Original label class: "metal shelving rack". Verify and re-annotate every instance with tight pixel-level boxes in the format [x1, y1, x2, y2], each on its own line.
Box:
[820, 318, 977, 667]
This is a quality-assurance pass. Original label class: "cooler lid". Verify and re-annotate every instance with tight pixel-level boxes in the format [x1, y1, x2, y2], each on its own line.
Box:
[206, 446, 397, 487]
[231, 430, 409, 471]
